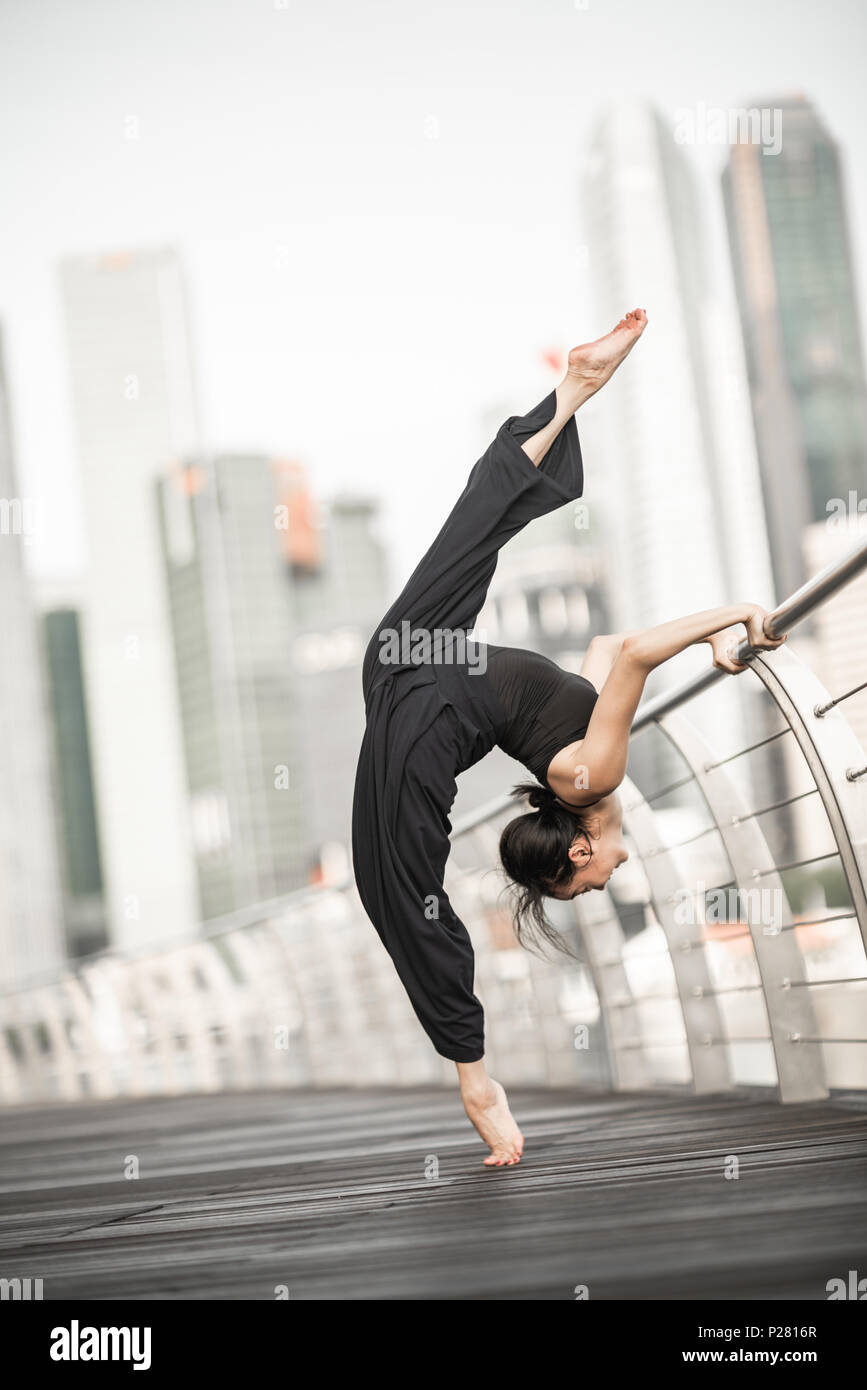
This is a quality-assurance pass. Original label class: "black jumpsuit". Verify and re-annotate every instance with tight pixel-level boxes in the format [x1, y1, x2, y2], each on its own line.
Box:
[351, 390, 599, 1063]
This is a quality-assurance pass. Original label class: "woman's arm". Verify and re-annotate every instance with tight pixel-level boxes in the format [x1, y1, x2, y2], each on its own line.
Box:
[550, 605, 784, 805]
[549, 643, 653, 803]
[579, 631, 638, 691]
[622, 603, 783, 673]
[578, 602, 781, 693]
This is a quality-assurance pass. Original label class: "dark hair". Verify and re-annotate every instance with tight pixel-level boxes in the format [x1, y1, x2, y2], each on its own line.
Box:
[498, 782, 597, 956]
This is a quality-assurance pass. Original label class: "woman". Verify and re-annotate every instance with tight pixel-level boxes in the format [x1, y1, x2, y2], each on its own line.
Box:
[351, 309, 784, 1166]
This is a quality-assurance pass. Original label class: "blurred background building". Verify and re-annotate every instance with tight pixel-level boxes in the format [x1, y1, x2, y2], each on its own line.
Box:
[155, 454, 388, 918]
[39, 590, 108, 959]
[723, 94, 867, 601]
[581, 101, 786, 832]
[721, 95, 867, 862]
[584, 102, 775, 639]
[0, 330, 66, 988]
[156, 454, 311, 918]
[59, 249, 202, 951]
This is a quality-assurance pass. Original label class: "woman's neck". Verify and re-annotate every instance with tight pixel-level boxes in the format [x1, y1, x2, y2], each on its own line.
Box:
[554, 788, 619, 817]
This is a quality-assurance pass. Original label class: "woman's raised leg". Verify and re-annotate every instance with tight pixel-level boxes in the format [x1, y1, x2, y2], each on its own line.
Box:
[520, 309, 648, 466]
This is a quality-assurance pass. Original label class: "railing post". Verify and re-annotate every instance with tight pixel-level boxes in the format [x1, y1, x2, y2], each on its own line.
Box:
[657, 709, 829, 1102]
[747, 648, 867, 953]
[620, 777, 733, 1095]
[572, 893, 653, 1092]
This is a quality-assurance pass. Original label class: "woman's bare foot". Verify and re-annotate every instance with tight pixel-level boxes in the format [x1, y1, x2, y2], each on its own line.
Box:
[566, 308, 648, 398]
[460, 1075, 524, 1166]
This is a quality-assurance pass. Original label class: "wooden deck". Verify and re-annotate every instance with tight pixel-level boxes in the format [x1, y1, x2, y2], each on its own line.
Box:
[1, 1088, 865, 1300]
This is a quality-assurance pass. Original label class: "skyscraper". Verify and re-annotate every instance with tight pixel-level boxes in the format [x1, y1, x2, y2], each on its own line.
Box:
[156, 455, 309, 919]
[156, 458, 389, 916]
[581, 101, 778, 814]
[0, 328, 66, 988]
[583, 101, 775, 638]
[59, 249, 200, 948]
[40, 599, 108, 959]
[722, 95, 867, 598]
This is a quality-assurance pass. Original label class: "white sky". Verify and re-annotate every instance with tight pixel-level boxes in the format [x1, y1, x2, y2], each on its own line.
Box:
[2, 0, 867, 588]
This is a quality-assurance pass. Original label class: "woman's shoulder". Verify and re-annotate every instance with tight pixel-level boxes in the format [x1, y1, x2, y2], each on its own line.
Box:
[545, 738, 592, 801]
[547, 761, 615, 812]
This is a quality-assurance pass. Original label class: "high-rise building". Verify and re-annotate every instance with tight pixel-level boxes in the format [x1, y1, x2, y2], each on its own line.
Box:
[59, 249, 200, 949]
[156, 459, 389, 916]
[0, 328, 66, 988]
[722, 95, 867, 598]
[581, 101, 779, 820]
[583, 101, 774, 636]
[156, 456, 309, 919]
[39, 600, 108, 959]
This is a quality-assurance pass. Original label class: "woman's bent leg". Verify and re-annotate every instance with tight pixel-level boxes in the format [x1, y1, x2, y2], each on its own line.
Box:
[364, 309, 649, 699]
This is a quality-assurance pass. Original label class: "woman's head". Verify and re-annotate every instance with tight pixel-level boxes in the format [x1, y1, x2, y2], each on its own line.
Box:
[499, 782, 628, 953]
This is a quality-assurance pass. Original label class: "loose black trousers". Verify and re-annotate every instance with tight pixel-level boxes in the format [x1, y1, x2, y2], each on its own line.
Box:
[351, 389, 584, 1061]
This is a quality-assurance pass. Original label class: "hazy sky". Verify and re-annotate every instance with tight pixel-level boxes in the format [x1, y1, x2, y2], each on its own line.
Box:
[3, 0, 867, 587]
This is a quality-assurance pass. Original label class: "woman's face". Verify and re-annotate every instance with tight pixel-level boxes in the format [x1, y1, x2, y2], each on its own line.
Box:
[551, 825, 629, 898]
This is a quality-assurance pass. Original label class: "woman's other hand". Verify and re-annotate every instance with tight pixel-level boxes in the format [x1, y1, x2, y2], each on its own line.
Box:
[708, 627, 750, 674]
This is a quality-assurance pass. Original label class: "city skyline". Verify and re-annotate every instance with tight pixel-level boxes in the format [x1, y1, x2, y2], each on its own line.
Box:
[2, 0, 867, 598]
[2, 1, 866, 984]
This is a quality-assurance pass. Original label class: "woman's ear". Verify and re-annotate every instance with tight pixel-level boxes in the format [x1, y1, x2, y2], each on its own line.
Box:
[568, 837, 592, 866]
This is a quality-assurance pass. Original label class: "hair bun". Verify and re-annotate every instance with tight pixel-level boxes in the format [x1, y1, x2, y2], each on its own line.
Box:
[516, 783, 555, 812]
[511, 780, 561, 813]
